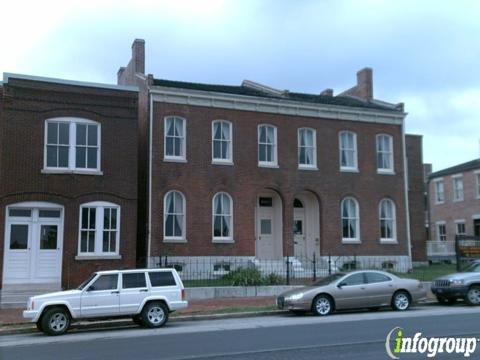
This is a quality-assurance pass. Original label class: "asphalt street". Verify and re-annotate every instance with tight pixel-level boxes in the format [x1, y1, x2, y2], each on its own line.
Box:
[1, 305, 480, 360]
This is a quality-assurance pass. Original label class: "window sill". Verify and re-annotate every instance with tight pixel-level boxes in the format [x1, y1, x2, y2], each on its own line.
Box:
[340, 167, 359, 173]
[75, 255, 122, 260]
[212, 238, 235, 244]
[258, 163, 279, 169]
[379, 239, 398, 244]
[163, 238, 187, 243]
[434, 201, 445, 205]
[298, 166, 318, 171]
[377, 170, 395, 175]
[163, 157, 187, 163]
[342, 239, 361, 244]
[42, 169, 103, 176]
[453, 199, 464, 203]
[212, 160, 234, 166]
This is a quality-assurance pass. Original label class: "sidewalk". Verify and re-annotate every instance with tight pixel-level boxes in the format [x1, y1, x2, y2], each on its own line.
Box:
[0, 296, 276, 326]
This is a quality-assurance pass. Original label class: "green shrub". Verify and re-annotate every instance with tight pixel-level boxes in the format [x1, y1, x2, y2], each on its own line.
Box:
[221, 267, 264, 286]
[264, 272, 283, 285]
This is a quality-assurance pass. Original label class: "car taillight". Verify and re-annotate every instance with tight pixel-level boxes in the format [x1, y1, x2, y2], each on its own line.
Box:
[181, 289, 186, 301]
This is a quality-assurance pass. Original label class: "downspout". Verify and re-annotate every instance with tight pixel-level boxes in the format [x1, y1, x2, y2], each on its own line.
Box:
[401, 118, 413, 268]
[147, 90, 153, 267]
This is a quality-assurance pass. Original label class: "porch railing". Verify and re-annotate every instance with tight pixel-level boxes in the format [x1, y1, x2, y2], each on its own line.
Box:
[426, 241, 456, 257]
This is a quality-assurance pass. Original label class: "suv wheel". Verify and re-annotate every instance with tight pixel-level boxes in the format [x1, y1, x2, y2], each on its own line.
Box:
[392, 291, 410, 311]
[312, 295, 333, 316]
[141, 302, 169, 328]
[466, 286, 480, 306]
[40, 307, 70, 336]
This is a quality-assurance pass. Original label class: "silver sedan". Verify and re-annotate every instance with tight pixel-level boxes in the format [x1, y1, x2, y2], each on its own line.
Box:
[277, 270, 427, 315]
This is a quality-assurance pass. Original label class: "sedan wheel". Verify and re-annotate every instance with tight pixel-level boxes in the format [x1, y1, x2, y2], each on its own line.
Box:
[141, 302, 169, 328]
[466, 286, 480, 306]
[392, 291, 410, 311]
[312, 295, 333, 316]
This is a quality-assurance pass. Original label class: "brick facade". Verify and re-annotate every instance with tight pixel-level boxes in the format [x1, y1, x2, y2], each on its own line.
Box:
[428, 161, 480, 241]
[0, 76, 139, 289]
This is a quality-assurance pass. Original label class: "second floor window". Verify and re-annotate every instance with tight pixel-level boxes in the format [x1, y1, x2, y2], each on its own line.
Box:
[164, 116, 186, 161]
[45, 118, 100, 171]
[339, 131, 357, 171]
[376, 134, 393, 172]
[434, 180, 445, 203]
[212, 120, 232, 163]
[258, 124, 277, 166]
[452, 176, 464, 201]
[298, 128, 317, 168]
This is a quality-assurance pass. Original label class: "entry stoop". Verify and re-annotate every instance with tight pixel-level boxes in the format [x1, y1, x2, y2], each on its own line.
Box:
[0, 284, 61, 309]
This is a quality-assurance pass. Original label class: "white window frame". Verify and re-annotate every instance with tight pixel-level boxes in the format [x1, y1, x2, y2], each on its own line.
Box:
[298, 127, 317, 169]
[164, 116, 187, 162]
[376, 134, 394, 174]
[258, 124, 278, 168]
[43, 117, 101, 175]
[433, 178, 445, 204]
[163, 190, 186, 243]
[454, 219, 466, 236]
[475, 170, 480, 199]
[77, 201, 120, 258]
[341, 197, 360, 243]
[451, 174, 464, 202]
[379, 199, 397, 243]
[212, 192, 234, 243]
[339, 131, 358, 172]
[436, 221, 447, 241]
[211, 120, 233, 165]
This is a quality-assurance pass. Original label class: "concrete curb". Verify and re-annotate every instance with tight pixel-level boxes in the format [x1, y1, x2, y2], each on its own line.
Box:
[0, 310, 284, 336]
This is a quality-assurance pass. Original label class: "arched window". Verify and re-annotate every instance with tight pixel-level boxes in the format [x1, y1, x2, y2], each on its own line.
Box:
[379, 199, 396, 242]
[212, 120, 233, 163]
[78, 201, 120, 256]
[339, 131, 357, 171]
[164, 191, 186, 241]
[341, 197, 360, 242]
[298, 128, 317, 168]
[258, 124, 277, 166]
[212, 192, 233, 242]
[376, 134, 393, 173]
[164, 116, 186, 161]
[44, 117, 101, 172]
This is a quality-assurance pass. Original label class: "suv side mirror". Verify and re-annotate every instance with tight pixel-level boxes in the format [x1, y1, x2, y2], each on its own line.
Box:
[86, 285, 95, 292]
[337, 282, 346, 288]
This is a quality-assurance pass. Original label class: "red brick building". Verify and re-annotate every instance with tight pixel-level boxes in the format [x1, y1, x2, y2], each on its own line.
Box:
[119, 40, 426, 275]
[0, 74, 138, 306]
[427, 159, 480, 260]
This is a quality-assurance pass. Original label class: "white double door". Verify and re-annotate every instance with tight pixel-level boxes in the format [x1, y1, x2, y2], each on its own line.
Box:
[3, 205, 63, 284]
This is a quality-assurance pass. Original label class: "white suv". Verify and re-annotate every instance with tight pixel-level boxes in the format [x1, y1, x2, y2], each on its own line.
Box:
[23, 268, 188, 335]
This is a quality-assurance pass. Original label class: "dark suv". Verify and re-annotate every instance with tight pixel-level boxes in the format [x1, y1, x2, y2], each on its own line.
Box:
[431, 260, 480, 305]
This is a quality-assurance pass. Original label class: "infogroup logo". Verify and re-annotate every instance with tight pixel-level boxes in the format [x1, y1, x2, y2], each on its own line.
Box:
[385, 327, 478, 359]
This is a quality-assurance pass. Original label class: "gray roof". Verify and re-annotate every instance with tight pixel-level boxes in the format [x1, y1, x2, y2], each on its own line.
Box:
[153, 78, 402, 112]
[429, 158, 480, 179]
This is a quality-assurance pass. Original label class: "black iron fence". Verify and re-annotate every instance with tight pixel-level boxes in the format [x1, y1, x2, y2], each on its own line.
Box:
[149, 254, 412, 287]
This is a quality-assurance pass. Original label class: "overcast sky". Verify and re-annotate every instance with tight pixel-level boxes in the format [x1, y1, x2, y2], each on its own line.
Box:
[2, 0, 479, 171]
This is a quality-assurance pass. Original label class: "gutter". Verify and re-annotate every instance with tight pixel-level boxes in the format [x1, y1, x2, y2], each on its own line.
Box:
[147, 89, 153, 267]
[402, 120, 413, 267]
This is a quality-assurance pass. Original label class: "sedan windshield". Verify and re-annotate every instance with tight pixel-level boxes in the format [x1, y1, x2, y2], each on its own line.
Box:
[77, 273, 97, 290]
[463, 262, 480, 273]
[312, 273, 345, 286]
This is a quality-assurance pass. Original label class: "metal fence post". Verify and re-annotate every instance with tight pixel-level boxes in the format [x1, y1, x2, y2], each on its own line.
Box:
[312, 253, 317, 282]
[286, 256, 290, 285]
[328, 253, 331, 275]
[455, 235, 460, 271]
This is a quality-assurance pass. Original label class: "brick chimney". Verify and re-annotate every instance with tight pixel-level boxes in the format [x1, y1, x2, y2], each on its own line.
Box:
[338, 67, 373, 100]
[117, 39, 145, 85]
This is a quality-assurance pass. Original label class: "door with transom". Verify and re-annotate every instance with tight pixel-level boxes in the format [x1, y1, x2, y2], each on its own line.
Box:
[3, 204, 63, 285]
